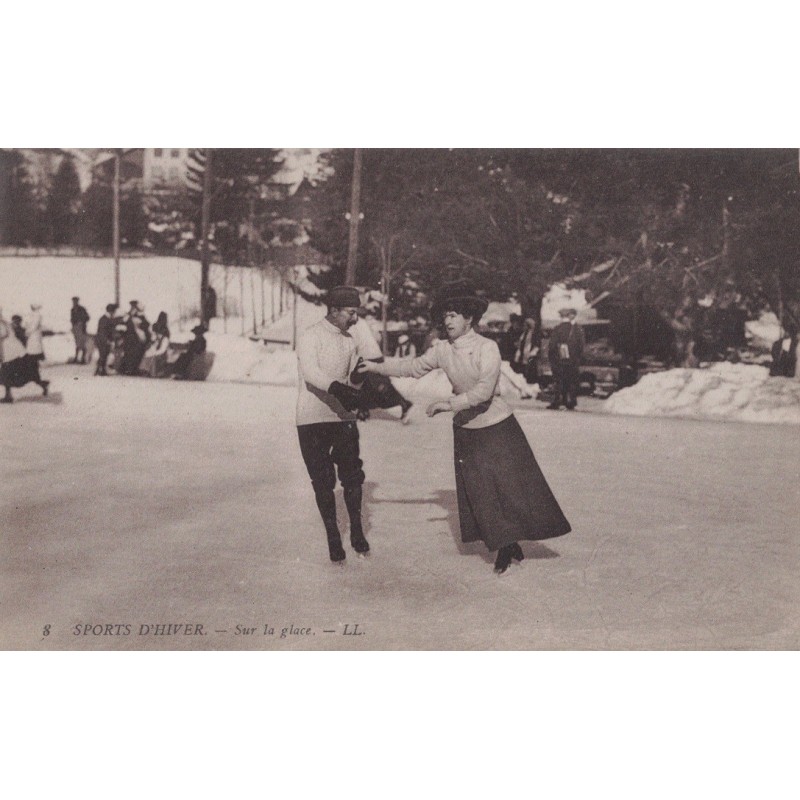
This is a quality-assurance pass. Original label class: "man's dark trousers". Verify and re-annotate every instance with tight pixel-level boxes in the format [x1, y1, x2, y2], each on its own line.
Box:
[297, 421, 366, 555]
[553, 363, 580, 409]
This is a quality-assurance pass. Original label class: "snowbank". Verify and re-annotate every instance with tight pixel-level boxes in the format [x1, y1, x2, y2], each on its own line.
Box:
[603, 362, 800, 424]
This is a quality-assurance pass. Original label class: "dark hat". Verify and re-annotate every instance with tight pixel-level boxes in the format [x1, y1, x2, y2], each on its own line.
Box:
[430, 281, 489, 322]
[192, 325, 207, 335]
[326, 285, 362, 309]
[72, 296, 79, 302]
[106, 303, 119, 313]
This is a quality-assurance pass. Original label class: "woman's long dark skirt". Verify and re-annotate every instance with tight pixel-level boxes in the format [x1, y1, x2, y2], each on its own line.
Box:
[453, 414, 571, 551]
[2, 354, 43, 388]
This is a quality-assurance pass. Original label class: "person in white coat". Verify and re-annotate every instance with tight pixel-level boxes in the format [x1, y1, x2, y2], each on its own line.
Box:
[25, 303, 45, 362]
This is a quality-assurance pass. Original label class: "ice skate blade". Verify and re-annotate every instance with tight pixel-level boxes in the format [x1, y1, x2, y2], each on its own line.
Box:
[494, 560, 521, 577]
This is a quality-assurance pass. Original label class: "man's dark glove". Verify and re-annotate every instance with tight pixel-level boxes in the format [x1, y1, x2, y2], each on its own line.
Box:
[350, 357, 367, 385]
[328, 381, 361, 411]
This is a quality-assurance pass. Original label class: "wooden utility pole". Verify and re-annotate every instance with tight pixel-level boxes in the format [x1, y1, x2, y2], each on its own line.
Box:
[722, 197, 731, 265]
[381, 262, 389, 356]
[112, 151, 121, 306]
[292, 268, 299, 351]
[248, 196, 258, 335]
[200, 148, 214, 326]
[345, 148, 363, 285]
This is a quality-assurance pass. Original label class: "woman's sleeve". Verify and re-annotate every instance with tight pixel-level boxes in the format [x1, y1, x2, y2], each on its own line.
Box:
[372, 344, 440, 378]
[449, 340, 501, 412]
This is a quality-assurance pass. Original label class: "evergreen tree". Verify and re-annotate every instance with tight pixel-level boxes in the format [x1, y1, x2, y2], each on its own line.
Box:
[120, 186, 147, 248]
[46, 154, 82, 245]
[80, 179, 112, 248]
[184, 148, 284, 264]
[1, 150, 40, 246]
[305, 148, 800, 360]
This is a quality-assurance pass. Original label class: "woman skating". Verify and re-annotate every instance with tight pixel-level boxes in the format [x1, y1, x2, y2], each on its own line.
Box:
[357, 285, 571, 574]
[0, 311, 49, 403]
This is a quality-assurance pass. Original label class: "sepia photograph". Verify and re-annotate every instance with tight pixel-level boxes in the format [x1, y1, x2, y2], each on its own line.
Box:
[4, 5, 799, 798]
[2, 146, 798, 651]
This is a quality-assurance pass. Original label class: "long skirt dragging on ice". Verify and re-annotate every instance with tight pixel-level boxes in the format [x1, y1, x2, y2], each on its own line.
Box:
[453, 414, 571, 551]
[2, 355, 43, 388]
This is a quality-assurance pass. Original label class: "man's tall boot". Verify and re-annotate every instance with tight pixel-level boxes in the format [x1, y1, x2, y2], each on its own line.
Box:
[315, 490, 346, 562]
[344, 485, 370, 556]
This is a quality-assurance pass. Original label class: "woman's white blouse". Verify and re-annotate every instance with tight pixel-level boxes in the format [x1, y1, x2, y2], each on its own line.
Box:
[375, 330, 512, 429]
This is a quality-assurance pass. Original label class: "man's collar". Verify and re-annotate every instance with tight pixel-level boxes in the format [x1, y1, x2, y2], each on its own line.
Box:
[322, 317, 348, 335]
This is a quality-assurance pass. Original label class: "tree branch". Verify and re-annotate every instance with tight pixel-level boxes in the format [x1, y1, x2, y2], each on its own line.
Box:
[567, 258, 617, 285]
[454, 248, 489, 266]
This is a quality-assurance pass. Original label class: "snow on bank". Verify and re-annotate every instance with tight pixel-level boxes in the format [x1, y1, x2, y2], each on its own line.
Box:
[603, 362, 800, 424]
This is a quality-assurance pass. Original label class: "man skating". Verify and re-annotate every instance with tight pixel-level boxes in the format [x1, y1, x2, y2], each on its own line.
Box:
[295, 286, 370, 563]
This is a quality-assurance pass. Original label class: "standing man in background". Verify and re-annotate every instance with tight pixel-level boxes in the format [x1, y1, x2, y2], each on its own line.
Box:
[95, 303, 118, 376]
[547, 307, 585, 410]
[295, 286, 370, 563]
[69, 296, 90, 364]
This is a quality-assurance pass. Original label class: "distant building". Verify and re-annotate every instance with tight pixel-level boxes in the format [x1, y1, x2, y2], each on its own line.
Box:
[142, 148, 190, 190]
[92, 148, 189, 192]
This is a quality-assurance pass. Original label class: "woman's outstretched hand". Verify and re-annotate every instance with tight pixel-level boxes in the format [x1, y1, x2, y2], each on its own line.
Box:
[425, 400, 451, 417]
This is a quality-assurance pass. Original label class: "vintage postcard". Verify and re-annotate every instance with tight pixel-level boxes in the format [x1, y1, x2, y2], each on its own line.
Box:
[1, 147, 798, 651]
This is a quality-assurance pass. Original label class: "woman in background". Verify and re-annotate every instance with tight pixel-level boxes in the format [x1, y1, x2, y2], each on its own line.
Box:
[1, 311, 49, 403]
[141, 311, 171, 377]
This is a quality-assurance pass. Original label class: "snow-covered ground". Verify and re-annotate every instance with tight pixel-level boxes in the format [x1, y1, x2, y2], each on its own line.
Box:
[1, 363, 798, 650]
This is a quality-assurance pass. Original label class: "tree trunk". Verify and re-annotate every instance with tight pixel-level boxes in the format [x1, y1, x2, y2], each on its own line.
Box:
[260, 268, 266, 327]
[200, 148, 213, 327]
[112, 151, 121, 306]
[239, 268, 245, 336]
[345, 148, 363, 285]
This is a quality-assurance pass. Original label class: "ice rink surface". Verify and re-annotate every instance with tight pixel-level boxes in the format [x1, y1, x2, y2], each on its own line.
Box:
[2, 362, 798, 650]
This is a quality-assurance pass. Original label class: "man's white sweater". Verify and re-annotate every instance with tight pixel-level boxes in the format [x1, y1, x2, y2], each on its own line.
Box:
[296, 318, 361, 426]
